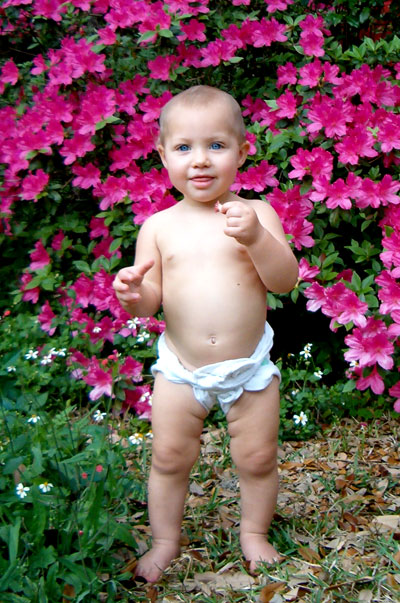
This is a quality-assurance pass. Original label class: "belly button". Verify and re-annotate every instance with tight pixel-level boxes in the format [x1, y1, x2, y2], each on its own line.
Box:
[210, 336, 217, 345]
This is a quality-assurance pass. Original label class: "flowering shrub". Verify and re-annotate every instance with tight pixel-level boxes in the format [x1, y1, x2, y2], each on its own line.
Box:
[1, 1, 400, 419]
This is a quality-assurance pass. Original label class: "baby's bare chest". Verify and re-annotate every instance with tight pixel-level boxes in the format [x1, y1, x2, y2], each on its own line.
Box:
[159, 218, 246, 268]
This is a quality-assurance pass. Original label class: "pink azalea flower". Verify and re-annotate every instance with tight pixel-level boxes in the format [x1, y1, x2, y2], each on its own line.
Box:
[92, 237, 122, 259]
[389, 381, 400, 412]
[51, 230, 66, 251]
[276, 62, 297, 87]
[97, 26, 117, 45]
[251, 17, 287, 47]
[306, 94, 353, 138]
[200, 39, 237, 67]
[289, 147, 333, 181]
[242, 95, 277, 127]
[20, 170, 49, 201]
[84, 363, 113, 400]
[20, 273, 40, 304]
[344, 318, 394, 370]
[33, 0, 67, 22]
[325, 178, 352, 210]
[376, 270, 400, 314]
[93, 175, 129, 210]
[71, 273, 94, 308]
[377, 114, 400, 153]
[72, 163, 101, 189]
[334, 125, 379, 165]
[299, 59, 323, 87]
[31, 55, 47, 76]
[38, 300, 56, 335]
[231, 160, 278, 193]
[303, 281, 326, 312]
[268, 185, 314, 249]
[119, 356, 143, 382]
[299, 30, 325, 57]
[139, 91, 173, 122]
[356, 366, 385, 395]
[275, 90, 297, 119]
[59, 133, 95, 165]
[177, 18, 206, 41]
[265, 0, 293, 12]
[124, 385, 152, 419]
[89, 217, 109, 239]
[148, 55, 179, 81]
[29, 240, 51, 270]
[0, 59, 19, 87]
[298, 258, 320, 282]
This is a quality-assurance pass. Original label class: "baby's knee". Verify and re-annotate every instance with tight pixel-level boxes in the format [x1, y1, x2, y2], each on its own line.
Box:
[152, 439, 199, 475]
[235, 445, 277, 477]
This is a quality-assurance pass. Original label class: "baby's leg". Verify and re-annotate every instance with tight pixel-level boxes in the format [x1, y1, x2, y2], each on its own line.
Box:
[135, 373, 207, 583]
[227, 377, 281, 571]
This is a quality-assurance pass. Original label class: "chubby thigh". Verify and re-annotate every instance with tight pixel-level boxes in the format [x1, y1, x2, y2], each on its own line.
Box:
[227, 376, 280, 473]
[150, 373, 208, 474]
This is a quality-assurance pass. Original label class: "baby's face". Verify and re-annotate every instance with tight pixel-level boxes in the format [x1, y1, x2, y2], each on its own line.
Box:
[158, 100, 248, 206]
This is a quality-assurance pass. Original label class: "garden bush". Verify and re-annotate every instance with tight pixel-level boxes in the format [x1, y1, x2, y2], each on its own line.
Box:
[0, 0, 400, 599]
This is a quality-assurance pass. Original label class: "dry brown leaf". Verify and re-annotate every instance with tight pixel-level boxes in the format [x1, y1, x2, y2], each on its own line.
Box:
[298, 545, 321, 563]
[386, 573, 400, 588]
[145, 585, 158, 602]
[62, 584, 76, 602]
[259, 582, 286, 602]
[193, 570, 255, 593]
[357, 589, 373, 602]
[373, 515, 400, 531]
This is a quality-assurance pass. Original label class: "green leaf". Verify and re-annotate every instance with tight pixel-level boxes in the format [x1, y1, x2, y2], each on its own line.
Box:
[137, 30, 155, 42]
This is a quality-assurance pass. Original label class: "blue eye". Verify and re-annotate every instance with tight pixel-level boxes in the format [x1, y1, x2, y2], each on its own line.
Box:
[210, 142, 222, 150]
[177, 144, 190, 152]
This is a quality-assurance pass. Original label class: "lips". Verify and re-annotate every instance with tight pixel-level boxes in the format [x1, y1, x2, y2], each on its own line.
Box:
[190, 175, 214, 188]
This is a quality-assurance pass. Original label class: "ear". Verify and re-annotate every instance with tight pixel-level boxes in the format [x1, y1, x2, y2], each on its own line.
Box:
[157, 143, 168, 169]
[237, 140, 250, 168]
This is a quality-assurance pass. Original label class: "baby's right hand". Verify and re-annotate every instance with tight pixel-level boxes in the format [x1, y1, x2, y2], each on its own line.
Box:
[112, 260, 154, 306]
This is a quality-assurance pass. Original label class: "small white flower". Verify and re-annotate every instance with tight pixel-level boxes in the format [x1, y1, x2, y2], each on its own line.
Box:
[129, 433, 144, 445]
[137, 332, 150, 343]
[139, 392, 152, 405]
[27, 414, 41, 424]
[57, 348, 67, 357]
[16, 483, 30, 499]
[293, 411, 308, 426]
[93, 326, 102, 333]
[127, 319, 136, 329]
[92, 410, 106, 423]
[39, 481, 54, 493]
[291, 389, 299, 397]
[25, 349, 39, 360]
[299, 343, 312, 360]
[7, 366, 16, 372]
[40, 354, 53, 366]
[314, 370, 323, 379]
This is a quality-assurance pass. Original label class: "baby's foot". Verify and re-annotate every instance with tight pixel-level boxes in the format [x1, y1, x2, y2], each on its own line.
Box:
[135, 541, 180, 583]
[240, 533, 281, 573]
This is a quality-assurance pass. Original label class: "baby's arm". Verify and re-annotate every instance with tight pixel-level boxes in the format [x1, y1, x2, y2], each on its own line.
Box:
[221, 200, 298, 293]
[113, 218, 162, 317]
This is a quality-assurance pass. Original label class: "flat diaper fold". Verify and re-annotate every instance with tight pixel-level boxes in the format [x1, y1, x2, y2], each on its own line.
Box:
[151, 322, 281, 415]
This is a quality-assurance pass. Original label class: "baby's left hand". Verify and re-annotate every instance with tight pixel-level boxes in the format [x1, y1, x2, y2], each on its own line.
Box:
[220, 201, 263, 246]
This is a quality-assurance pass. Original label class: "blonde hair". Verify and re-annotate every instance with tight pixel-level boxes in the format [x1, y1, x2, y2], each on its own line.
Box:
[159, 85, 246, 143]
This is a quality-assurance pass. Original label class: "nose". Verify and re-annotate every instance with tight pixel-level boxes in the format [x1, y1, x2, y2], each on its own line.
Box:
[191, 146, 210, 168]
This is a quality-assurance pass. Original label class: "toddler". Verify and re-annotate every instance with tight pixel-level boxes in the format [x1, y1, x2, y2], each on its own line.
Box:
[113, 85, 298, 582]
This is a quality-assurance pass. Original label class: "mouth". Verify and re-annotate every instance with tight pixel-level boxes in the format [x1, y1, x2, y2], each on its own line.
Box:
[190, 175, 215, 187]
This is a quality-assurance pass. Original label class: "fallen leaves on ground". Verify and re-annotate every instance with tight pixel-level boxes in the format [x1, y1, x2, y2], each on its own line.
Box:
[126, 416, 400, 602]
